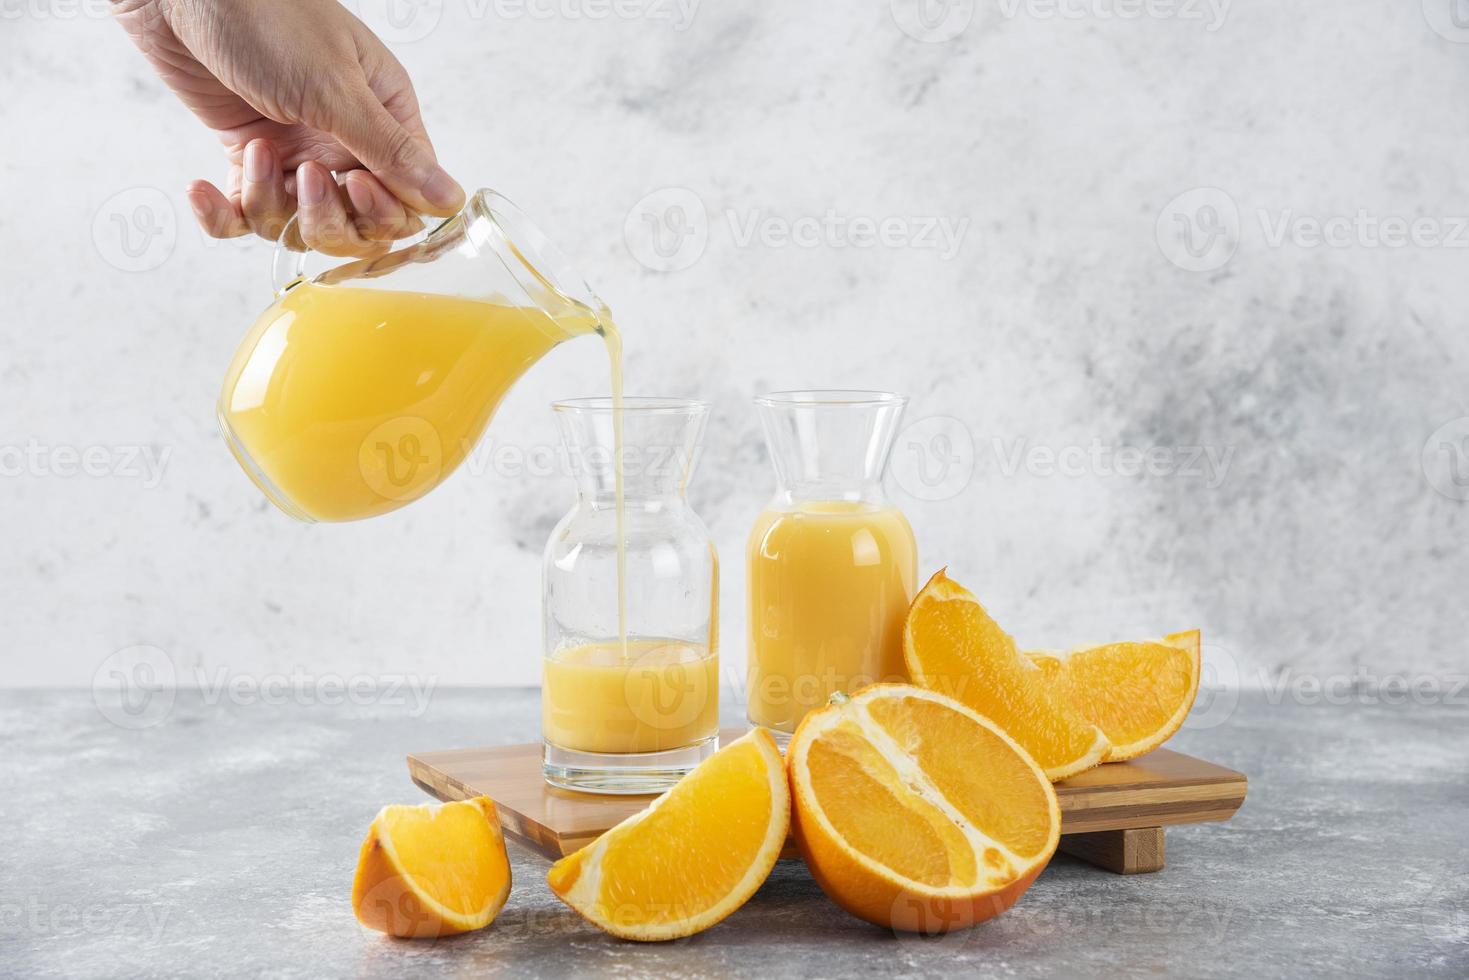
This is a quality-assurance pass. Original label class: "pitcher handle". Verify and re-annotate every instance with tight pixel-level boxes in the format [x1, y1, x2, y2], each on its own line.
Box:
[271, 215, 310, 296]
[270, 209, 442, 296]
[267, 189, 606, 315]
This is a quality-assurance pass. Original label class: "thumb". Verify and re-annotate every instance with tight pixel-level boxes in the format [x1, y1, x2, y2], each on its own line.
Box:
[328, 82, 465, 217]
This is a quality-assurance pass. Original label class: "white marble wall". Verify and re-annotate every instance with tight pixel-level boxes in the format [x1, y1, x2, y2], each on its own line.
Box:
[2, 0, 1466, 697]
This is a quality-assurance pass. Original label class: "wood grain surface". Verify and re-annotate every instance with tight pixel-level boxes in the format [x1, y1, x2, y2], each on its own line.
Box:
[407, 728, 1246, 873]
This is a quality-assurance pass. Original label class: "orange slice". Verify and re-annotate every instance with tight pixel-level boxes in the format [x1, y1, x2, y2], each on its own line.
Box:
[787, 684, 1060, 933]
[547, 730, 789, 941]
[903, 569, 1109, 781]
[1029, 629, 1201, 761]
[351, 796, 511, 938]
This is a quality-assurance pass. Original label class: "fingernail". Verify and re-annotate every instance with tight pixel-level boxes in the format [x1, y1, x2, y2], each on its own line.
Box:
[422, 168, 465, 212]
[344, 176, 376, 216]
[185, 189, 210, 218]
[244, 141, 272, 183]
[298, 165, 328, 207]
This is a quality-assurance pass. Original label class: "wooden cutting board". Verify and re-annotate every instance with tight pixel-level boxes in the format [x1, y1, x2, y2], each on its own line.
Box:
[408, 729, 1246, 875]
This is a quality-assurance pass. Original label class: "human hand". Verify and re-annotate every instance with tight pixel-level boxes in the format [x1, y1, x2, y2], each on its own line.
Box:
[112, 0, 465, 256]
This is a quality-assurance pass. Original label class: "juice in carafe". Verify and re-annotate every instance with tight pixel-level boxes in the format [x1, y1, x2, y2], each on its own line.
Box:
[542, 639, 719, 754]
[745, 390, 914, 737]
[219, 282, 605, 522]
[539, 397, 719, 791]
[746, 500, 916, 733]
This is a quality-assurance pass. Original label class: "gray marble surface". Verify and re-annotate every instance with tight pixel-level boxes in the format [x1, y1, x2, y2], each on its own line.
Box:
[2, 689, 1465, 979]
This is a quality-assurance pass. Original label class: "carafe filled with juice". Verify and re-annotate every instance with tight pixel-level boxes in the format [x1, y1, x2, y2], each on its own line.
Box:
[746, 390, 916, 739]
[542, 397, 719, 794]
[219, 190, 616, 522]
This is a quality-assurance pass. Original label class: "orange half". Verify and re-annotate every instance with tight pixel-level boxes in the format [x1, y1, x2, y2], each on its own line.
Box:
[903, 569, 1109, 780]
[1029, 629, 1201, 761]
[787, 684, 1060, 933]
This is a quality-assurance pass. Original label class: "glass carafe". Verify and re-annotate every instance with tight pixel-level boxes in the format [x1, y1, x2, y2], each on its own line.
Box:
[541, 398, 719, 794]
[746, 390, 917, 740]
[218, 190, 612, 523]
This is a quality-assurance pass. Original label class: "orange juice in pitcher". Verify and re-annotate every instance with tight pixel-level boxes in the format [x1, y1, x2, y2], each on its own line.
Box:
[218, 190, 616, 523]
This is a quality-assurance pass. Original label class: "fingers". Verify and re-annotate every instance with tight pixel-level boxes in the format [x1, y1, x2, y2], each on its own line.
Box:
[239, 139, 293, 242]
[192, 140, 424, 255]
[343, 171, 423, 241]
[186, 180, 249, 239]
[329, 80, 465, 217]
[295, 161, 388, 257]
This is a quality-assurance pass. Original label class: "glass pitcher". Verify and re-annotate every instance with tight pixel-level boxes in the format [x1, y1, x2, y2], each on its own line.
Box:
[541, 397, 719, 794]
[745, 390, 917, 740]
[218, 189, 612, 523]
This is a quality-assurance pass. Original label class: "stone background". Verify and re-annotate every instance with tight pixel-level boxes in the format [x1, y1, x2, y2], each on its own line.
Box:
[2, 0, 1466, 694]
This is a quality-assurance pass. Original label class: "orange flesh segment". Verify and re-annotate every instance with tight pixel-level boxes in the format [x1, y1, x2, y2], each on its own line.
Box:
[378, 802, 504, 916]
[591, 737, 774, 928]
[866, 695, 1054, 860]
[807, 724, 976, 887]
[1032, 632, 1199, 756]
[905, 576, 1106, 778]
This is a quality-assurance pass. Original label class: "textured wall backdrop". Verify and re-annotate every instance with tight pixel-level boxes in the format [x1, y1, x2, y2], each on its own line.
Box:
[1, 1, 1466, 701]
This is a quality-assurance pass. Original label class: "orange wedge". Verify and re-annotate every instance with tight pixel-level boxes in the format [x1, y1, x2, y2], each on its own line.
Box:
[547, 730, 789, 941]
[1029, 629, 1201, 761]
[787, 684, 1060, 933]
[903, 569, 1110, 781]
[351, 796, 511, 938]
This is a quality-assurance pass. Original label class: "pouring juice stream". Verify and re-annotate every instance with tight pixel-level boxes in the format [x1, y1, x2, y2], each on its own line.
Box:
[603, 325, 630, 660]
